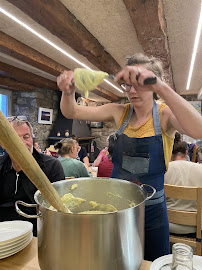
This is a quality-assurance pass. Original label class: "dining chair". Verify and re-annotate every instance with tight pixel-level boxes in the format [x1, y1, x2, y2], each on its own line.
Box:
[164, 184, 202, 255]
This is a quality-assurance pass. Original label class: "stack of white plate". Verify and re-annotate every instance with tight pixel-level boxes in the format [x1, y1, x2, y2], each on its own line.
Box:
[0, 220, 33, 259]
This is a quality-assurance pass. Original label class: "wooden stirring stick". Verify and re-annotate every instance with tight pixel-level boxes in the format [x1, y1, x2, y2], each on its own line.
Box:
[0, 111, 70, 213]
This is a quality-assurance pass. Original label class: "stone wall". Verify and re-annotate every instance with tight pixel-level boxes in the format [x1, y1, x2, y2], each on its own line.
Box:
[12, 89, 125, 152]
[12, 88, 60, 150]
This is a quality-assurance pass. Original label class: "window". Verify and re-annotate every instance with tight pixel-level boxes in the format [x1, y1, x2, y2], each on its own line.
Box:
[0, 89, 12, 116]
[0, 90, 12, 155]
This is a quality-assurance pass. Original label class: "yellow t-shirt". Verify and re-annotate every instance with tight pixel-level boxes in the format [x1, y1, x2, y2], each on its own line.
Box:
[118, 103, 174, 171]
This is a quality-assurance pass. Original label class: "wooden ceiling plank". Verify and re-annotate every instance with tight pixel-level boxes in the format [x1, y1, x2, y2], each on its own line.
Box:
[0, 75, 36, 91]
[7, 0, 121, 75]
[123, 0, 174, 88]
[0, 31, 67, 76]
[0, 61, 58, 90]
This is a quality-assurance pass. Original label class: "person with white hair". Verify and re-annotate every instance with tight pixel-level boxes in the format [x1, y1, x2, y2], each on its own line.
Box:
[0, 116, 65, 236]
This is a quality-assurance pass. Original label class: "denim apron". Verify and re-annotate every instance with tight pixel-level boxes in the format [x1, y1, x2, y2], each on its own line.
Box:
[111, 100, 170, 261]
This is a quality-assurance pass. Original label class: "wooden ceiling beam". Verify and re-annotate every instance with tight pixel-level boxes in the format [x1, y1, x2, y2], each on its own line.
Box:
[0, 61, 119, 101]
[7, 0, 121, 75]
[0, 76, 36, 91]
[0, 70, 119, 102]
[0, 32, 120, 101]
[123, 0, 174, 88]
[92, 87, 121, 102]
[0, 31, 67, 76]
[0, 61, 58, 90]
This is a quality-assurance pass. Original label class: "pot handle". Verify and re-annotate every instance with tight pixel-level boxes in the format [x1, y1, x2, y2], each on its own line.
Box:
[141, 184, 156, 200]
[15, 200, 39, 219]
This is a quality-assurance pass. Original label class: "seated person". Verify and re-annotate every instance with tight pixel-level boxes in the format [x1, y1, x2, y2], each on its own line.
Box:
[165, 141, 202, 235]
[68, 134, 90, 169]
[171, 140, 190, 161]
[33, 137, 52, 156]
[93, 134, 114, 177]
[55, 138, 90, 178]
[33, 137, 42, 152]
[0, 116, 65, 236]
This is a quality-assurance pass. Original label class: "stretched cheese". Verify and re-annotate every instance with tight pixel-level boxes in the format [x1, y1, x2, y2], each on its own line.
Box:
[74, 68, 109, 98]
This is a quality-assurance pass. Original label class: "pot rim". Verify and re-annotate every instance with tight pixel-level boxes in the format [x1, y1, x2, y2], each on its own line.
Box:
[34, 177, 154, 214]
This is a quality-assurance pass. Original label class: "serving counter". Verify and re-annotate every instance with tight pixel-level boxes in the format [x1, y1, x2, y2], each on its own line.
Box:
[0, 237, 152, 270]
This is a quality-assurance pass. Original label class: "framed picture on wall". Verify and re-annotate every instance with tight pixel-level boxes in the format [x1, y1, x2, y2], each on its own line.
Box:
[38, 107, 53, 124]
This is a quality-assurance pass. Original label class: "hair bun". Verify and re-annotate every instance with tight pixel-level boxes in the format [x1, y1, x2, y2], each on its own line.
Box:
[54, 142, 62, 149]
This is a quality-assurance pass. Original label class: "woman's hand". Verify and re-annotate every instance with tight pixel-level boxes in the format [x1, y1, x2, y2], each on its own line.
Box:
[115, 65, 163, 93]
[57, 70, 76, 96]
[101, 147, 108, 156]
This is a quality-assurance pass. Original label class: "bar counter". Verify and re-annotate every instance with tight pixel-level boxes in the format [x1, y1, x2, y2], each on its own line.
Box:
[0, 237, 152, 269]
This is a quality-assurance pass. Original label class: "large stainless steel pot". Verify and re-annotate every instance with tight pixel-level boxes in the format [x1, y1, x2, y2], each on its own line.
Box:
[15, 178, 155, 270]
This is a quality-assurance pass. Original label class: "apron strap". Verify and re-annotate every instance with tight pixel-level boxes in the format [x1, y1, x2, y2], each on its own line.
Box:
[115, 106, 134, 135]
[115, 100, 162, 136]
[153, 100, 162, 136]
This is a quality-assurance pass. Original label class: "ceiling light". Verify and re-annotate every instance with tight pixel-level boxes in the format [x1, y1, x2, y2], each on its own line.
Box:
[186, 1, 202, 90]
[0, 6, 123, 94]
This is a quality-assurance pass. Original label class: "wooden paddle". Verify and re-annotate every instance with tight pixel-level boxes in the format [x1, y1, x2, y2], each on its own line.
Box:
[0, 110, 70, 213]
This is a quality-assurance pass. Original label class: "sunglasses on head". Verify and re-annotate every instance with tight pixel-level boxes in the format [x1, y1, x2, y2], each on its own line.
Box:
[6, 116, 28, 122]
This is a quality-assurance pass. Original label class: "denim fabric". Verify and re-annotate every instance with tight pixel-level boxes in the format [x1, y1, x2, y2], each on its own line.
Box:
[111, 100, 170, 261]
[122, 155, 149, 174]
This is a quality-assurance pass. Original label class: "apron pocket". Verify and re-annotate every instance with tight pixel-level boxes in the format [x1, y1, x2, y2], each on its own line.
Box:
[122, 155, 149, 174]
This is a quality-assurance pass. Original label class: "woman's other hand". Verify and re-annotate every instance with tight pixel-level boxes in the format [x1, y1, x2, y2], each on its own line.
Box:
[57, 70, 76, 96]
[115, 65, 161, 92]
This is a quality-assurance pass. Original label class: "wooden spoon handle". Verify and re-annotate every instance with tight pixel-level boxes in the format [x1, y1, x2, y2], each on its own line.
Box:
[0, 111, 67, 213]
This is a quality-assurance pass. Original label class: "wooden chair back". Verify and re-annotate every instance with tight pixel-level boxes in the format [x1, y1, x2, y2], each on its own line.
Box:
[192, 145, 199, 162]
[164, 184, 202, 255]
[65, 176, 75, 180]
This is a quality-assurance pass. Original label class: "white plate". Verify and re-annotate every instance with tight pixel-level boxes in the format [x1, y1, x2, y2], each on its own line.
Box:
[0, 233, 32, 255]
[0, 232, 32, 252]
[0, 229, 32, 247]
[0, 221, 33, 244]
[150, 254, 202, 270]
[0, 234, 32, 259]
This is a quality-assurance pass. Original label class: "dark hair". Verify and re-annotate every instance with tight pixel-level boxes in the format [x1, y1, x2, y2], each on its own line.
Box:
[107, 134, 115, 157]
[126, 53, 164, 100]
[172, 141, 187, 156]
[54, 138, 76, 156]
[68, 134, 79, 143]
[174, 132, 182, 144]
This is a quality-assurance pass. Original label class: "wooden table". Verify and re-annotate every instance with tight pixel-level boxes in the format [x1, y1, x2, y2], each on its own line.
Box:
[0, 237, 152, 269]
